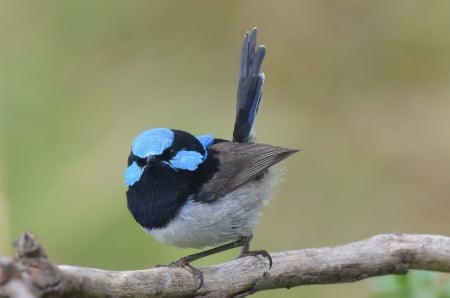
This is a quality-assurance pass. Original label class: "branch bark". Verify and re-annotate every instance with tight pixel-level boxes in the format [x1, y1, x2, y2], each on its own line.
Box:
[1, 232, 449, 297]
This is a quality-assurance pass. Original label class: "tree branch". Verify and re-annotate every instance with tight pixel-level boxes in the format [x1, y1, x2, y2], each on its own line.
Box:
[1, 232, 449, 297]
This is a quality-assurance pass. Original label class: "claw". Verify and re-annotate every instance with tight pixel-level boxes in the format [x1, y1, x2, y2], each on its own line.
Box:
[168, 259, 204, 290]
[239, 249, 272, 268]
[238, 234, 272, 268]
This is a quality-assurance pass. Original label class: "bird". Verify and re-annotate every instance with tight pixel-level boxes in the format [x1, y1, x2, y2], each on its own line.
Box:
[124, 27, 298, 276]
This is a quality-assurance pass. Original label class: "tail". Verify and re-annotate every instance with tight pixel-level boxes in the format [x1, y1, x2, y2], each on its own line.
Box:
[233, 27, 266, 144]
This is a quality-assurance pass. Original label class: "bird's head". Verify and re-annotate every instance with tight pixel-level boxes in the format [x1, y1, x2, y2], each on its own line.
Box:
[124, 128, 214, 187]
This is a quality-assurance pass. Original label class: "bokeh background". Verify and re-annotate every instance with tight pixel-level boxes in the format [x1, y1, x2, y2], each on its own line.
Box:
[1, 1, 450, 297]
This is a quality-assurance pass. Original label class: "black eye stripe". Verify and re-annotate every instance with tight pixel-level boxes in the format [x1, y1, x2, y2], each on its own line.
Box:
[136, 157, 147, 167]
[158, 147, 176, 161]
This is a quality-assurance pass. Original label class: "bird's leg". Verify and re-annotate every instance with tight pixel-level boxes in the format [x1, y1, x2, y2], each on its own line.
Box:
[238, 234, 273, 268]
[170, 239, 245, 267]
[168, 238, 245, 289]
[167, 235, 272, 288]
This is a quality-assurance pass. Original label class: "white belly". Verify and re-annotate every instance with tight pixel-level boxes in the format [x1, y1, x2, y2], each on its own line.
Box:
[144, 169, 282, 248]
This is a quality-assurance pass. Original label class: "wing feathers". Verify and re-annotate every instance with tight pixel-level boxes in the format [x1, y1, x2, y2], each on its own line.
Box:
[197, 142, 298, 201]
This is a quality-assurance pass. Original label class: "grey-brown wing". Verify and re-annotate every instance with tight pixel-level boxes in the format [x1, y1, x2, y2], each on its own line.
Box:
[196, 142, 298, 202]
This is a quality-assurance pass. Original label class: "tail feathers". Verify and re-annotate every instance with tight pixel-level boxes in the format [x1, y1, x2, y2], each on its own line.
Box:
[233, 27, 266, 143]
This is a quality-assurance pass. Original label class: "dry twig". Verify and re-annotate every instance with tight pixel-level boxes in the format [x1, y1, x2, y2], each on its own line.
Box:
[1, 232, 450, 297]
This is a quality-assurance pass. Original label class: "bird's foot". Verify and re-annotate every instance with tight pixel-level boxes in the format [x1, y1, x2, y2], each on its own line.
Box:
[168, 258, 204, 290]
[239, 248, 272, 268]
[238, 234, 273, 268]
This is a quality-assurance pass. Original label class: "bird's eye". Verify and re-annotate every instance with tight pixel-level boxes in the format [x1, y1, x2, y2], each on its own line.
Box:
[156, 147, 175, 161]
[135, 157, 147, 167]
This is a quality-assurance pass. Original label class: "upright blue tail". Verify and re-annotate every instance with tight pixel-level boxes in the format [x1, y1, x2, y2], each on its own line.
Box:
[233, 27, 266, 143]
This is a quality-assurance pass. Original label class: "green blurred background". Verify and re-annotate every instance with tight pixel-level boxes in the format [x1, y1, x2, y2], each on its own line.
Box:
[1, 1, 450, 297]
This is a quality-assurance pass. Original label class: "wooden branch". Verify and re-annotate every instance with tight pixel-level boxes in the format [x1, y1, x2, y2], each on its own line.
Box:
[1, 232, 449, 297]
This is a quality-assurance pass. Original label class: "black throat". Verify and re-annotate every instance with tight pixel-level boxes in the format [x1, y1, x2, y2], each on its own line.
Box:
[126, 162, 190, 229]
[126, 147, 221, 229]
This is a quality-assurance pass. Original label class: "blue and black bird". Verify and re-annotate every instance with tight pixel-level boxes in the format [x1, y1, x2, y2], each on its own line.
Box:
[125, 28, 298, 270]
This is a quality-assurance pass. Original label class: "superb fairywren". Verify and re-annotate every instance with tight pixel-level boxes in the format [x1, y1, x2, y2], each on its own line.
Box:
[125, 28, 298, 272]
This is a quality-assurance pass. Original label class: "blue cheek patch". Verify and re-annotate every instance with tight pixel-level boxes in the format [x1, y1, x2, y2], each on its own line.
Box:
[169, 150, 205, 171]
[132, 128, 174, 158]
[124, 161, 144, 186]
[196, 134, 214, 149]
[196, 134, 214, 159]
